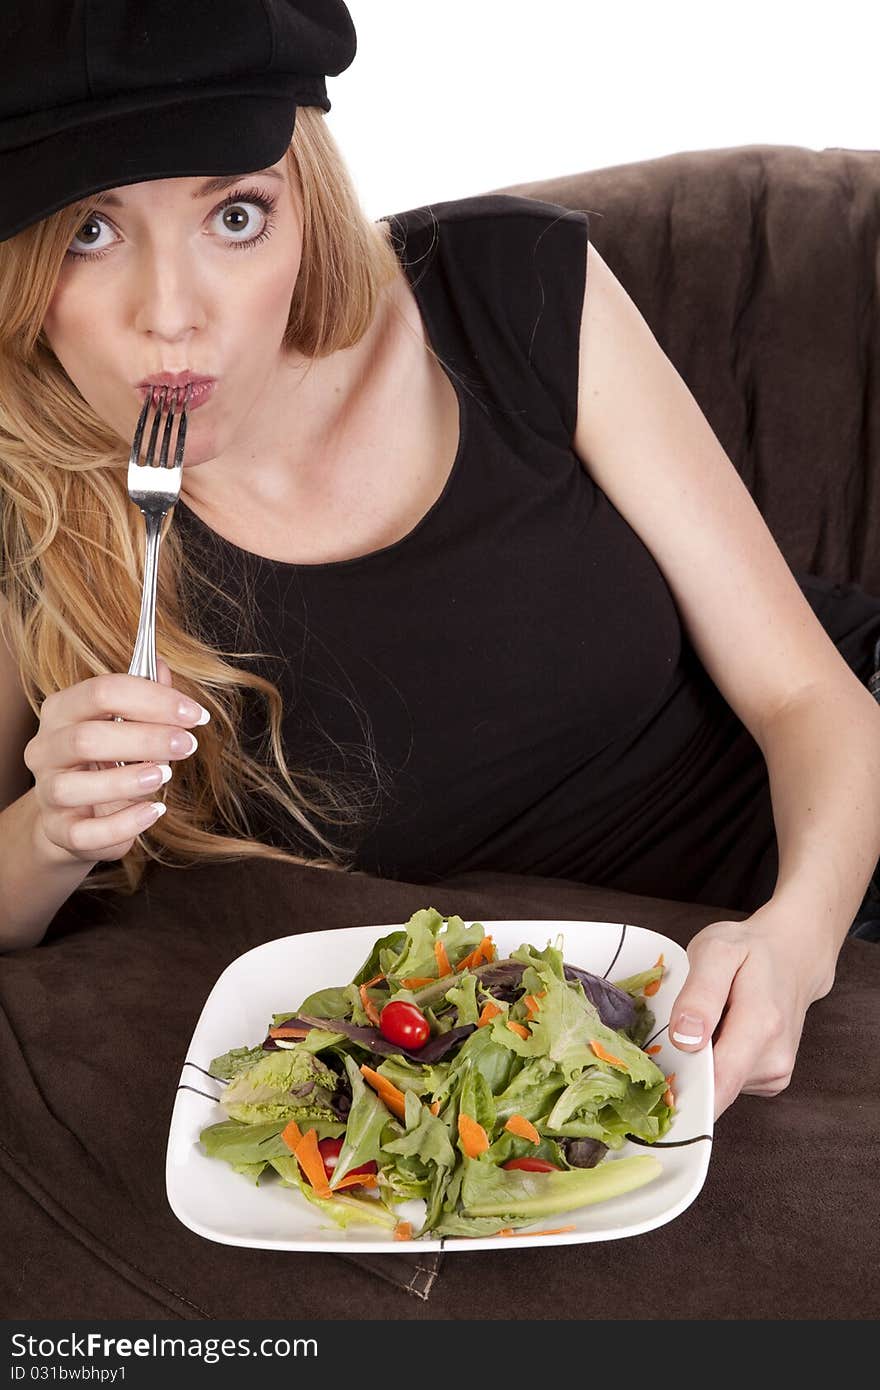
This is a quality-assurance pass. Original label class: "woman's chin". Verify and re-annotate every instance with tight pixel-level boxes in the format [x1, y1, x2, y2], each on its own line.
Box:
[178, 425, 223, 468]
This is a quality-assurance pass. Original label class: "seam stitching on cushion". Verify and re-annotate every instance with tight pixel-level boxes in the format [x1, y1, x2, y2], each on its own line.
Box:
[403, 1261, 441, 1298]
[0, 1137, 212, 1319]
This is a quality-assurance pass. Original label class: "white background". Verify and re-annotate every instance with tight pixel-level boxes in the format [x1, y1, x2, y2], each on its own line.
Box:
[328, 0, 878, 219]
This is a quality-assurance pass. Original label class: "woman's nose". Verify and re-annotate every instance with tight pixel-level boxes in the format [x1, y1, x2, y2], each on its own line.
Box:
[131, 253, 208, 341]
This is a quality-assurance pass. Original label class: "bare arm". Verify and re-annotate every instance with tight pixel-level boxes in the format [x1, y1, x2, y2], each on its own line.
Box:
[663, 682, 880, 1116]
[0, 787, 98, 952]
[757, 681, 880, 962]
[572, 240, 880, 1114]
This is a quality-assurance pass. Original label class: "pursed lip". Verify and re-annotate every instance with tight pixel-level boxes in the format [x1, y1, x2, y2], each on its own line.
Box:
[136, 372, 217, 413]
[137, 371, 216, 389]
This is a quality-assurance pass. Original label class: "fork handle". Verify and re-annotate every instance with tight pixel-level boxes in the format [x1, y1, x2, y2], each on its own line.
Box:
[113, 512, 165, 769]
[127, 510, 164, 682]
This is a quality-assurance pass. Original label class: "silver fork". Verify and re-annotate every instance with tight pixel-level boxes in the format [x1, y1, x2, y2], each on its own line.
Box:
[113, 383, 191, 769]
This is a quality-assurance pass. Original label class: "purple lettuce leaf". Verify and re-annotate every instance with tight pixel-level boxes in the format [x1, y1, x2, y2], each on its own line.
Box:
[561, 965, 637, 1031]
[262, 1013, 475, 1064]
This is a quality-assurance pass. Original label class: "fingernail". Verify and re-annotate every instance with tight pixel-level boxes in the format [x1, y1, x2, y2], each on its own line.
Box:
[169, 731, 198, 755]
[672, 1013, 704, 1045]
[138, 802, 166, 827]
[177, 699, 210, 725]
[136, 763, 172, 789]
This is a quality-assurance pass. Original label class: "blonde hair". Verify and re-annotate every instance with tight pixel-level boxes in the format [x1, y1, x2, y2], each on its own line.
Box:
[0, 107, 404, 897]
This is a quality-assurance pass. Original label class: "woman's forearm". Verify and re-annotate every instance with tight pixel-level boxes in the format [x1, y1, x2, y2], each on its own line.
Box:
[754, 680, 880, 973]
[0, 788, 98, 952]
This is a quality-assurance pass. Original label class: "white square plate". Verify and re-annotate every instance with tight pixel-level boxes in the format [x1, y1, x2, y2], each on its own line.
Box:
[166, 918, 714, 1253]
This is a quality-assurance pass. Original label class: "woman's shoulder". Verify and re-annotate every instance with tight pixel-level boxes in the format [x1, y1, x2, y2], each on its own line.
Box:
[380, 192, 591, 323]
[381, 190, 590, 243]
[380, 193, 591, 439]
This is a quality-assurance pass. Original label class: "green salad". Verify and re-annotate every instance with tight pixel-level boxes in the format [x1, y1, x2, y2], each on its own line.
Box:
[199, 909, 674, 1239]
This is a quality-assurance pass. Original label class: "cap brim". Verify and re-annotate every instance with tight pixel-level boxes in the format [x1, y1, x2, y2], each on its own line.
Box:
[0, 93, 300, 242]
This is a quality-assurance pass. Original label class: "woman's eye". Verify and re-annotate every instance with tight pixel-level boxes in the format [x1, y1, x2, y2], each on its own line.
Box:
[210, 192, 276, 248]
[214, 200, 269, 242]
[69, 215, 116, 255]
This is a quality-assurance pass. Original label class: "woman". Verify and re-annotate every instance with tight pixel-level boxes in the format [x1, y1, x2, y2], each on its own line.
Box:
[1, 1, 880, 1121]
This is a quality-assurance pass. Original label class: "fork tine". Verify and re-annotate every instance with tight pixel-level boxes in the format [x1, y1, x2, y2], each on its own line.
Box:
[129, 390, 152, 468]
[142, 385, 168, 467]
[157, 391, 177, 468]
[173, 383, 192, 467]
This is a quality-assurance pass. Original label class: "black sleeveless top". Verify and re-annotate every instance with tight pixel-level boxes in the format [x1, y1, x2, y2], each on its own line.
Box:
[173, 193, 853, 914]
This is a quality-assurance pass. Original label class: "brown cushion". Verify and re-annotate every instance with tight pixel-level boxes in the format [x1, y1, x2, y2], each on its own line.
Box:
[1, 857, 877, 1319]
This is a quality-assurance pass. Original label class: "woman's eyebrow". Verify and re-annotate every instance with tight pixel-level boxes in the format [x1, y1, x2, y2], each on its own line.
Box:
[93, 168, 284, 208]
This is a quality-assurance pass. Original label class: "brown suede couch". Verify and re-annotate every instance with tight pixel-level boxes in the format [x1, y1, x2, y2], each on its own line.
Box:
[1, 144, 878, 1321]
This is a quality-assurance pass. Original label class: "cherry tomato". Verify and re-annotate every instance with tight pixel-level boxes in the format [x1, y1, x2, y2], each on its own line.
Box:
[316, 1137, 377, 1181]
[379, 999, 431, 1050]
[501, 1157, 561, 1173]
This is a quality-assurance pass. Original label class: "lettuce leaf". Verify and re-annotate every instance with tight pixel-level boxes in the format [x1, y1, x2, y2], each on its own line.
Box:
[460, 1153, 662, 1219]
[207, 1044, 266, 1081]
[292, 986, 351, 1019]
[270, 1155, 399, 1229]
[198, 1115, 344, 1170]
[444, 971, 480, 1026]
[507, 944, 666, 1087]
[329, 1054, 396, 1187]
[381, 909, 485, 982]
[383, 1089, 456, 1170]
[219, 1047, 339, 1125]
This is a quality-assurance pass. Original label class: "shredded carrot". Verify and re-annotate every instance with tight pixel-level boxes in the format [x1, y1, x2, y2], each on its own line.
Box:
[504, 1114, 540, 1144]
[359, 1063, 397, 1094]
[394, 1221, 413, 1241]
[475, 934, 496, 965]
[399, 975, 436, 989]
[378, 1089, 407, 1122]
[363, 971, 386, 988]
[506, 1020, 530, 1041]
[359, 1064, 407, 1120]
[429, 1100, 441, 1116]
[283, 1122, 378, 1193]
[359, 982, 382, 1028]
[663, 1072, 676, 1108]
[499, 1226, 576, 1238]
[434, 939, 451, 976]
[467, 934, 494, 967]
[268, 1026, 310, 1039]
[497, 1228, 515, 1236]
[457, 1112, 490, 1158]
[293, 1128, 331, 1198]
[477, 1001, 502, 1027]
[330, 1171, 378, 1192]
[590, 1039, 627, 1069]
[536, 989, 547, 998]
[645, 1044, 663, 1056]
[280, 1119, 305, 1153]
[522, 994, 541, 1020]
[458, 935, 496, 970]
[644, 955, 665, 996]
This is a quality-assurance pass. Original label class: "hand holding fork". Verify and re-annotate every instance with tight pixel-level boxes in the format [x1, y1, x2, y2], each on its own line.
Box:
[25, 385, 208, 866]
[112, 384, 197, 783]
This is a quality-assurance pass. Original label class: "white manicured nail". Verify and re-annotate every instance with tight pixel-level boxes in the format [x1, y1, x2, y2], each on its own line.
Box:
[157, 763, 172, 785]
[672, 1013, 704, 1045]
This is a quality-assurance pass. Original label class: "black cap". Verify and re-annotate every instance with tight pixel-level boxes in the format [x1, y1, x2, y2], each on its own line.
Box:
[0, 0, 357, 242]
